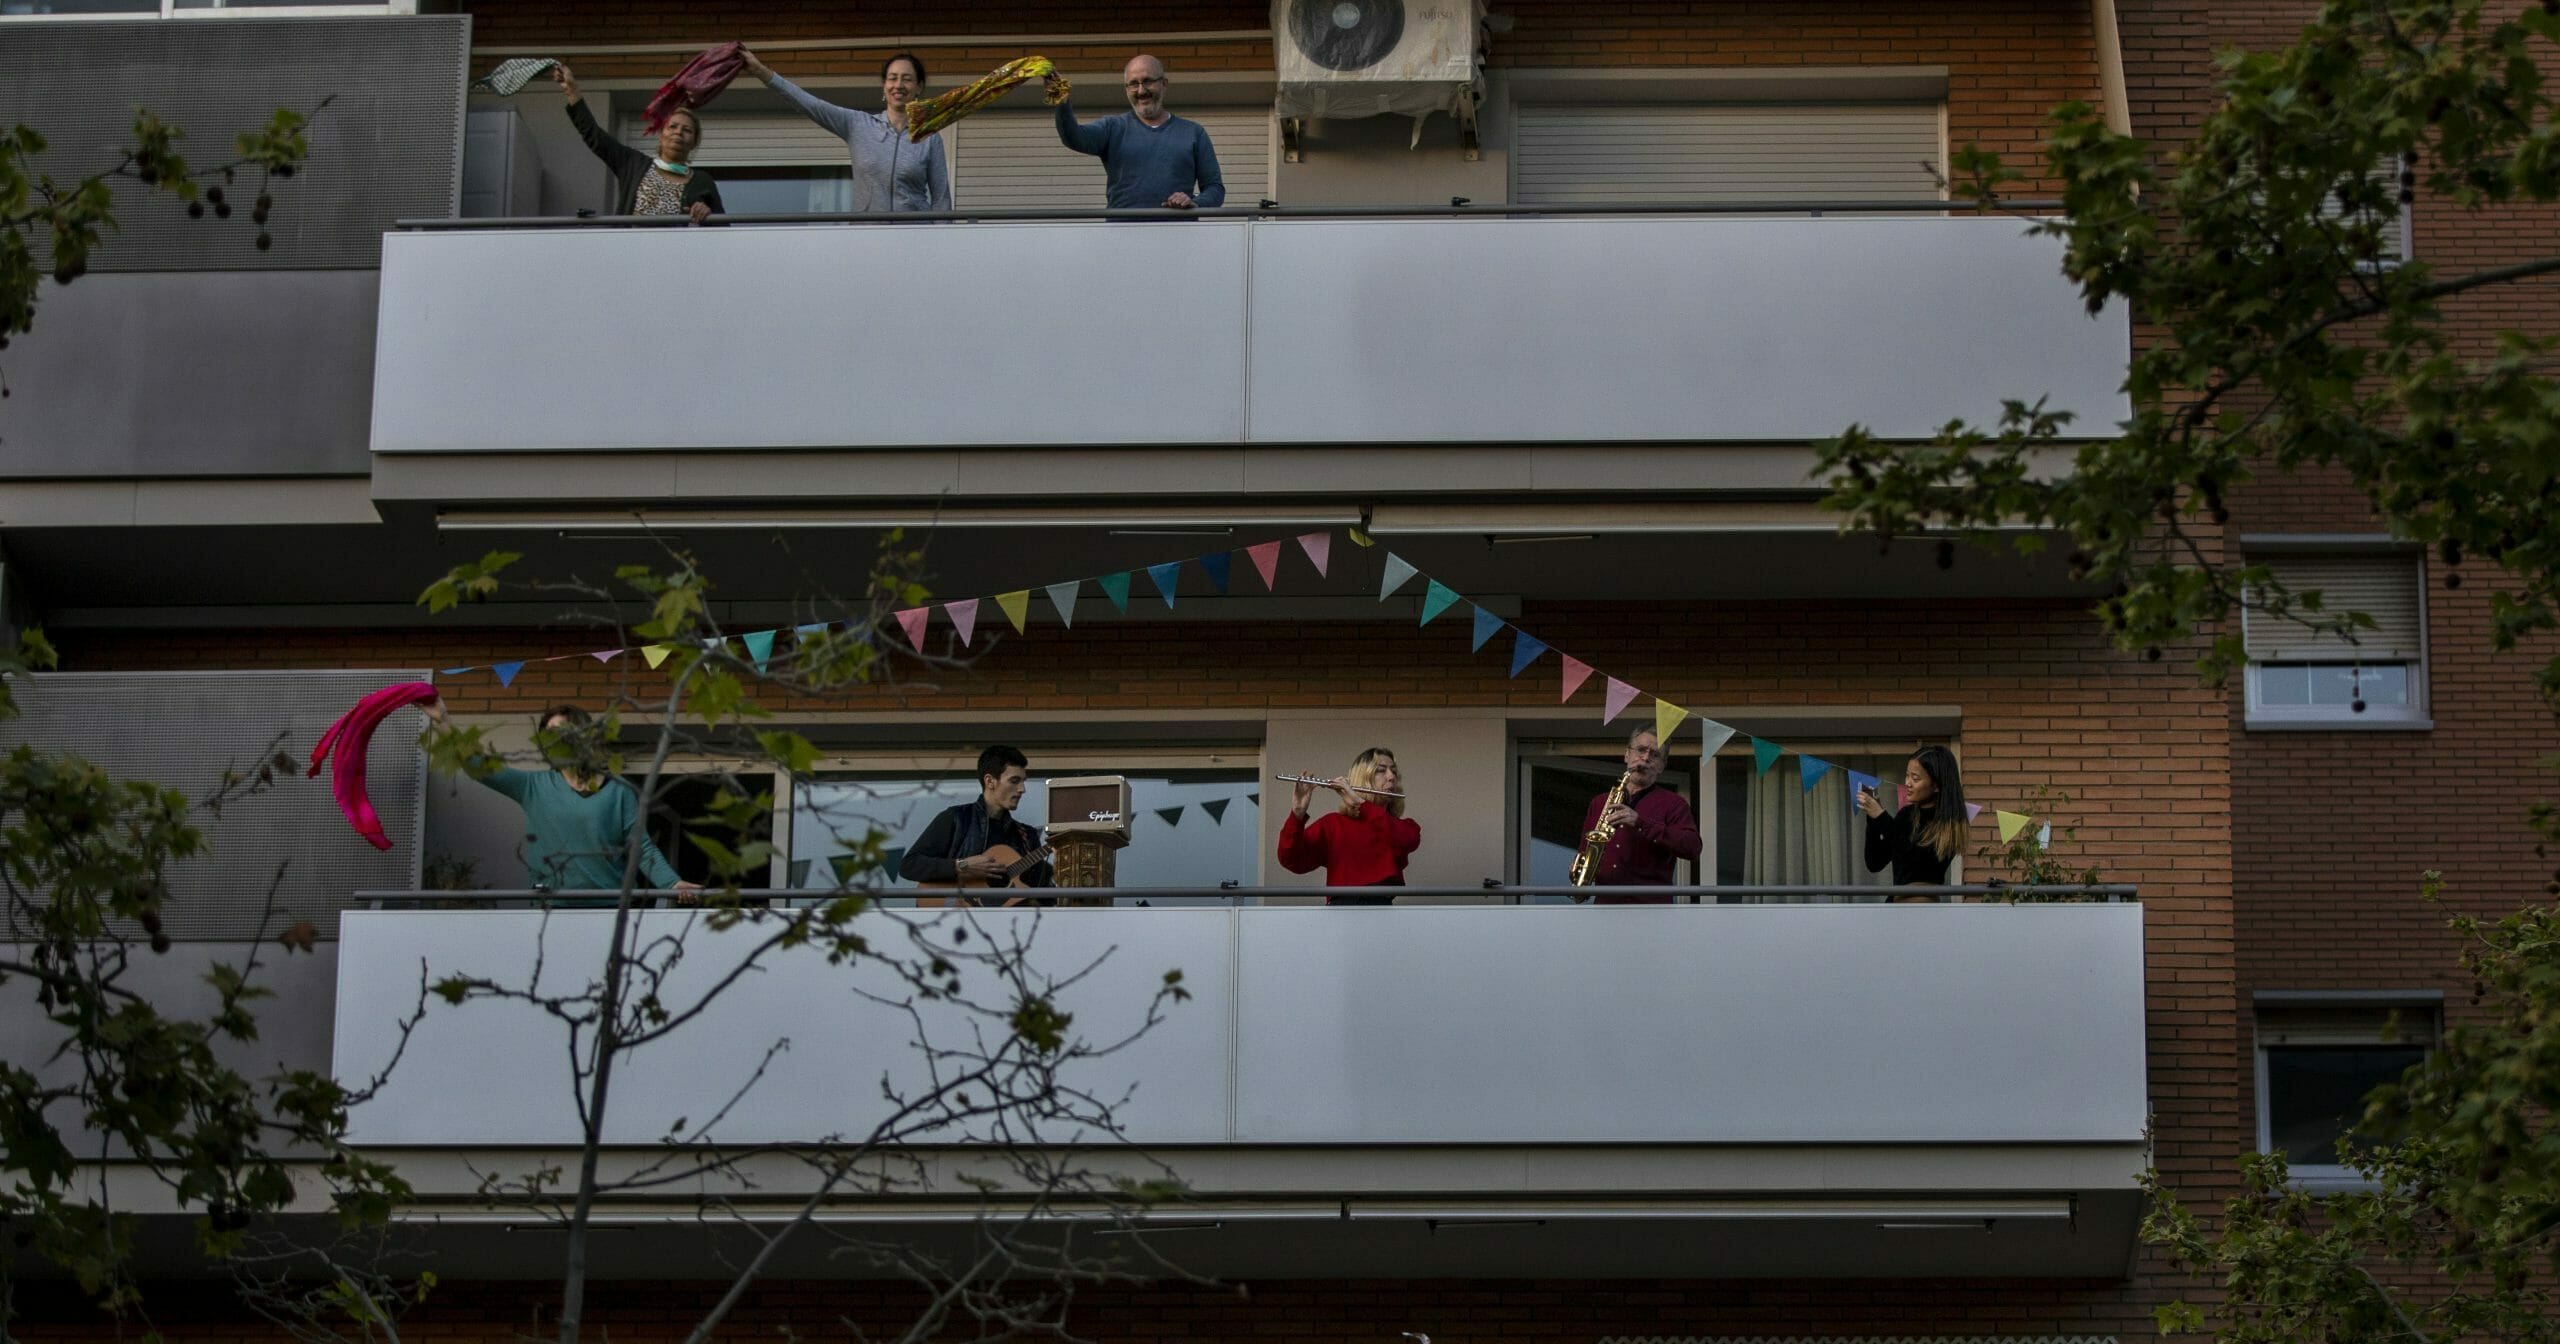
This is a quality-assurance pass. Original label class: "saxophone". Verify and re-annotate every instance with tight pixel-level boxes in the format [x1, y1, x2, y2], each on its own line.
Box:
[1569, 770, 1635, 888]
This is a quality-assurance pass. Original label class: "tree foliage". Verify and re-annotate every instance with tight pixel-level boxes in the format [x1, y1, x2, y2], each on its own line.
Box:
[1816, 2, 2560, 1341]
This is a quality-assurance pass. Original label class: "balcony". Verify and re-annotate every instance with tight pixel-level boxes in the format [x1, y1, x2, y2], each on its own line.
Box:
[368, 206, 2131, 472]
[330, 892, 2148, 1278]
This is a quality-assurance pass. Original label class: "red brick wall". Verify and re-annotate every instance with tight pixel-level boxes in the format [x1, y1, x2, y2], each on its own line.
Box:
[455, 0, 2102, 192]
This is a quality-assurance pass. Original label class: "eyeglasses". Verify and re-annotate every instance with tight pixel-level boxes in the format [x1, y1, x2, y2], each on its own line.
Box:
[1125, 76, 1166, 88]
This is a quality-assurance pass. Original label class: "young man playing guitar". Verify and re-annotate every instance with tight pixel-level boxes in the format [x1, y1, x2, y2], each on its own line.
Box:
[900, 744, 1056, 905]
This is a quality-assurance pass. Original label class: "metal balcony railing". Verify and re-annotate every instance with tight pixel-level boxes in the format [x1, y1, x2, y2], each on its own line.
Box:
[357, 883, 2136, 909]
[396, 198, 2069, 230]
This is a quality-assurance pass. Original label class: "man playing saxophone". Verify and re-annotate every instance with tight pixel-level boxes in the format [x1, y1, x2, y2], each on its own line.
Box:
[1575, 726, 1702, 902]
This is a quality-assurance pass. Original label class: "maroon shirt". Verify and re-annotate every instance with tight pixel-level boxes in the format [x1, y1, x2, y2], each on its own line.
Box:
[1580, 784, 1703, 902]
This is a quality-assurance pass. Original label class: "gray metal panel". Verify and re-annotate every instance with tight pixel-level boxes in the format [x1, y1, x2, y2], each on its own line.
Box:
[0, 15, 468, 270]
[333, 904, 2147, 1147]
[368, 222, 1251, 452]
[1516, 104, 1945, 204]
[3, 670, 427, 938]
[0, 269, 378, 477]
[1244, 215, 2132, 442]
[366, 215, 2129, 453]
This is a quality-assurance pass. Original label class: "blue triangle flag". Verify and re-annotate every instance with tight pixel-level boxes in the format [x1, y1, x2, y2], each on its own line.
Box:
[1419, 581, 1461, 626]
[1845, 770, 1882, 809]
[1200, 550, 1231, 593]
[742, 629, 776, 672]
[794, 622, 827, 642]
[1799, 756, 1835, 793]
[491, 661, 524, 687]
[1144, 561, 1182, 608]
[1470, 605, 1504, 652]
[1509, 629, 1550, 678]
[1096, 571, 1132, 614]
[439, 666, 475, 677]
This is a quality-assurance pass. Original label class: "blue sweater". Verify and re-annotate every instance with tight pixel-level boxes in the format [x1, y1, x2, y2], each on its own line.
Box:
[1053, 104, 1226, 209]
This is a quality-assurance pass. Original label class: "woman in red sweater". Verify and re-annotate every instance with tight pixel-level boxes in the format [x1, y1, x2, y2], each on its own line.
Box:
[1276, 747, 1421, 904]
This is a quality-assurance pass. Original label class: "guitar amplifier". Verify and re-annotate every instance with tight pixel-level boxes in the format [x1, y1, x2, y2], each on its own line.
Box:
[1046, 775, 1132, 841]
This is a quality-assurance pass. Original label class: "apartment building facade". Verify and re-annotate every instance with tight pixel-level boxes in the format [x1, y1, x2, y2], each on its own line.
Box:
[0, 0, 2546, 1339]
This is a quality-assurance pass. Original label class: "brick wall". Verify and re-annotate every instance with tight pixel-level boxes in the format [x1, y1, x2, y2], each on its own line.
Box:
[454, 0, 2102, 191]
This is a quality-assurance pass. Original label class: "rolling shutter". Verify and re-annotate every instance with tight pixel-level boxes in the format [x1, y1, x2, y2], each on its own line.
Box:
[952, 108, 1271, 208]
[2242, 555, 2424, 661]
[1513, 104, 1945, 205]
[618, 111, 851, 166]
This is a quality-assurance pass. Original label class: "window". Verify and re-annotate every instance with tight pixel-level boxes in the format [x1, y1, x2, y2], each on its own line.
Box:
[1516, 749, 1696, 898]
[2, 1, 410, 14]
[1511, 103, 1946, 206]
[2243, 552, 2428, 728]
[789, 765, 1261, 905]
[616, 111, 853, 213]
[2255, 999, 2437, 1183]
[626, 766, 782, 887]
[2319, 153, 2412, 267]
[1713, 748, 1909, 898]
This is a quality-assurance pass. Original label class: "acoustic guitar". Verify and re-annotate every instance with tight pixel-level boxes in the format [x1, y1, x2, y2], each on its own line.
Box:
[913, 841, 1056, 908]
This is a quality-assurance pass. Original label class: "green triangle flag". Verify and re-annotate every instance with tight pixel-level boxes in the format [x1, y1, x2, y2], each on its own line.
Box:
[1751, 737, 1783, 775]
[1418, 580, 1461, 626]
[1096, 571, 1132, 614]
[741, 629, 776, 672]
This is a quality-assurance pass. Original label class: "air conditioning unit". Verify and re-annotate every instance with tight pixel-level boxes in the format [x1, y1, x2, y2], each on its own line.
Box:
[1273, 0, 1485, 142]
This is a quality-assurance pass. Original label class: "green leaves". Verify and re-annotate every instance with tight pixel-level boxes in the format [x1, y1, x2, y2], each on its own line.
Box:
[418, 549, 521, 613]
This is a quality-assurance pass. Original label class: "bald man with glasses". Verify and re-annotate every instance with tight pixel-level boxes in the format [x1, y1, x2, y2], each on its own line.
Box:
[1046, 55, 1225, 210]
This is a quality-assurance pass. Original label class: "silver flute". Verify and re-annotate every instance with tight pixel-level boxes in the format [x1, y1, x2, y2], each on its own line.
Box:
[1272, 772, 1407, 799]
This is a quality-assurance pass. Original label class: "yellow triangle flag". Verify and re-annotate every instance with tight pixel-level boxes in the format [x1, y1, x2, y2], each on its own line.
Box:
[1654, 698, 1690, 743]
[1348, 526, 1376, 548]
[1996, 810, 2032, 842]
[995, 589, 1031, 633]
[641, 644, 675, 669]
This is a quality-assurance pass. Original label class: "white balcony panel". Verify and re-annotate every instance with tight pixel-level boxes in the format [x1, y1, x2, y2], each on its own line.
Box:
[1245, 215, 2129, 443]
[334, 904, 2144, 1148]
[368, 215, 2127, 455]
[369, 223, 1249, 453]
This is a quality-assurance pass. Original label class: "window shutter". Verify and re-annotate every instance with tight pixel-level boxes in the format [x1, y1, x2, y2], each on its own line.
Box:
[619, 111, 854, 166]
[2316, 153, 2410, 264]
[2243, 555, 2423, 662]
[950, 108, 1270, 209]
[1513, 104, 1945, 205]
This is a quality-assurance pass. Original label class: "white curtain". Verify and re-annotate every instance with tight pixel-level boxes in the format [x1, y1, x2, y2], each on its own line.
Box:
[1739, 758, 1894, 900]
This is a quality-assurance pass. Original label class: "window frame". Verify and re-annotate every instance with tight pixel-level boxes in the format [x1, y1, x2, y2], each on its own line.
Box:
[2253, 992, 2440, 1190]
[2241, 544, 2431, 731]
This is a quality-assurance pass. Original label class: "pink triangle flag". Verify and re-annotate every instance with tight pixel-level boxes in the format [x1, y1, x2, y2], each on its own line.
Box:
[1296, 531, 1331, 577]
[1601, 677, 1639, 724]
[591, 649, 622, 664]
[896, 607, 930, 652]
[1246, 540, 1284, 589]
[1965, 802, 1984, 821]
[1558, 655, 1594, 703]
[946, 598, 979, 648]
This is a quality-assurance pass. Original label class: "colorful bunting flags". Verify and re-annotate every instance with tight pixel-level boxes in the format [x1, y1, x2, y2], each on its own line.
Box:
[1846, 770, 1882, 808]
[1348, 526, 1376, 548]
[1419, 580, 1461, 626]
[1752, 737, 1784, 775]
[642, 644, 676, 669]
[793, 622, 826, 643]
[741, 629, 775, 672]
[1469, 605, 1504, 652]
[1155, 806, 1184, 827]
[995, 590, 1030, 633]
[1200, 551, 1231, 594]
[1799, 755, 1834, 792]
[1096, 571, 1132, 614]
[895, 607, 929, 652]
[1297, 531, 1331, 577]
[1602, 677, 1639, 724]
[492, 661, 524, 687]
[1996, 810, 2032, 842]
[1654, 698, 1689, 744]
[1246, 540, 1284, 589]
[1509, 630, 1550, 678]
[1380, 552, 1419, 601]
[1145, 561, 1183, 607]
[591, 649, 622, 664]
[1560, 655, 1594, 703]
[947, 598, 980, 647]
[2038, 822, 2053, 848]
[1697, 718, 1737, 759]
[1044, 580, 1079, 628]
[1965, 802, 1984, 821]
[1202, 798, 1231, 823]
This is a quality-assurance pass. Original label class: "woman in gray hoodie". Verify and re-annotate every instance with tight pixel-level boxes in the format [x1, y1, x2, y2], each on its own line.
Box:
[740, 48, 952, 213]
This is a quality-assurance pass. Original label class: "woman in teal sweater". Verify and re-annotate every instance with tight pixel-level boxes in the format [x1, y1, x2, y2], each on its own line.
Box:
[425, 701, 700, 900]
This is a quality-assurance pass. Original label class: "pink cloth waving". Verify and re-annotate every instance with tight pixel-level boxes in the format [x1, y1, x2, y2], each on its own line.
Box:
[310, 682, 439, 851]
[642, 41, 746, 134]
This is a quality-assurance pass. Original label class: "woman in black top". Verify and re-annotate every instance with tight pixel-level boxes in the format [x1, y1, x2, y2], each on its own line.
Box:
[1857, 745, 1971, 902]
[552, 64, 725, 222]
